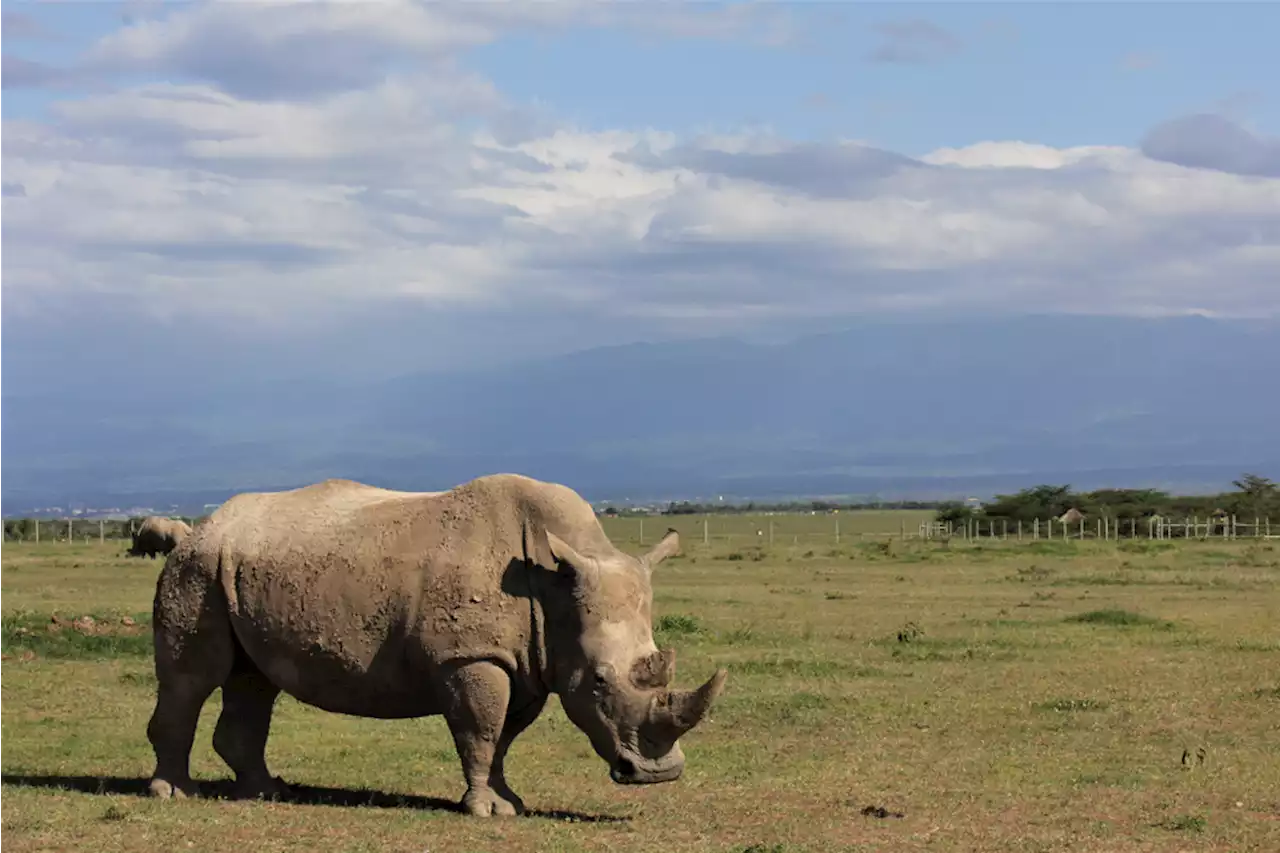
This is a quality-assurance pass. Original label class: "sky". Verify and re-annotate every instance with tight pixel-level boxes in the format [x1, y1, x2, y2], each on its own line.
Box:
[3, 0, 1280, 379]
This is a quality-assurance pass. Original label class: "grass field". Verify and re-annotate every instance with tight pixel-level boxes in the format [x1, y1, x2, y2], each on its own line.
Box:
[599, 509, 938, 546]
[3, 526, 1279, 852]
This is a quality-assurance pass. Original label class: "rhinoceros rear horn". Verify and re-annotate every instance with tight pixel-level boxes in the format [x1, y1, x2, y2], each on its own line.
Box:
[631, 648, 677, 688]
[655, 668, 728, 739]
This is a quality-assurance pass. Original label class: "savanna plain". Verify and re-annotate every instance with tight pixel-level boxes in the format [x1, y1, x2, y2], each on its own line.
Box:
[3, 511, 1279, 852]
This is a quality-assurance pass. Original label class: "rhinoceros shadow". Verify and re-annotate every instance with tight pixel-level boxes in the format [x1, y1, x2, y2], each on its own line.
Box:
[0, 775, 631, 823]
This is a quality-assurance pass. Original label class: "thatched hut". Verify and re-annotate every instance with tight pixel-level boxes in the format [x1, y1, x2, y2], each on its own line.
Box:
[1058, 507, 1085, 524]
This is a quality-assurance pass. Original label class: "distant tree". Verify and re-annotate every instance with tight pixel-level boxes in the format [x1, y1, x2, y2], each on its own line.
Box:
[1232, 473, 1277, 498]
[935, 501, 976, 524]
[1084, 488, 1171, 520]
[1227, 473, 1280, 516]
[982, 485, 1079, 522]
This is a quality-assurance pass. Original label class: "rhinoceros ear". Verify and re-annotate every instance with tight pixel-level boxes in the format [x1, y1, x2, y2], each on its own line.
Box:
[546, 530, 600, 586]
[639, 529, 680, 575]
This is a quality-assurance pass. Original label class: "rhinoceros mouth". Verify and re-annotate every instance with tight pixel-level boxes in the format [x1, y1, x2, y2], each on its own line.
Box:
[609, 753, 684, 785]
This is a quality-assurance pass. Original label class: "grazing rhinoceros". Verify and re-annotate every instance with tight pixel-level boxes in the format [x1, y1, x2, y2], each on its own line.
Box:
[146, 474, 727, 816]
[129, 516, 192, 558]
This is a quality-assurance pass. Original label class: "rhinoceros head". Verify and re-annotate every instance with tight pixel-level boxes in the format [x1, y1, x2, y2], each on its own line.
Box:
[541, 528, 727, 785]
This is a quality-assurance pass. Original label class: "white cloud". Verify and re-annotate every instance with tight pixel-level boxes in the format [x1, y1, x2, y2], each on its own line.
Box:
[1141, 113, 1280, 178]
[919, 141, 1120, 170]
[81, 0, 799, 99]
[3, 2, 1279, 337]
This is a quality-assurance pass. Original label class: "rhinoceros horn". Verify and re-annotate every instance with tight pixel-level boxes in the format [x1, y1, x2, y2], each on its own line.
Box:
[651, 668, 729, 740]
[631, 647, 677, 688]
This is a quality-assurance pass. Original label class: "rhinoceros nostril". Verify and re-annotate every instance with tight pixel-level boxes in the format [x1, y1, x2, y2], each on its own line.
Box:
[615, 757, 636, 778]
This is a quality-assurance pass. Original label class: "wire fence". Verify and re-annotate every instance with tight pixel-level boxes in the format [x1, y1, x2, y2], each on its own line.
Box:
[2, 516, 200, 544]
[3, 511, 1275, 547]
[923, 515, 1277, 541]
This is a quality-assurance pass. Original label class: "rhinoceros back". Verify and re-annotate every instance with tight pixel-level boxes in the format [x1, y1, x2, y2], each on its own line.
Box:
[188, 476, 553, 718]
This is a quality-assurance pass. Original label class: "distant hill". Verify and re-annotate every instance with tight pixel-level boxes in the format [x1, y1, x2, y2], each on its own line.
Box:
[3, 315, 1277, 513]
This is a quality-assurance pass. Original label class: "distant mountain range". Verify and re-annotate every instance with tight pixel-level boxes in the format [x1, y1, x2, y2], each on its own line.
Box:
[3, 315, 1277, 515]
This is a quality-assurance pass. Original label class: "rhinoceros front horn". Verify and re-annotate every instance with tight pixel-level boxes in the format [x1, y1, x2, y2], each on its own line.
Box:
[654, 668, 728, 740]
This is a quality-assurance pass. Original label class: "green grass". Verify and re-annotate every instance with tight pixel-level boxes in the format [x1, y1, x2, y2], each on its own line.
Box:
[4, 536, 1280, 852]
[1064, 608, 1177, 629]
[2, 610, 154, 659]
[599, 509, 935, 548]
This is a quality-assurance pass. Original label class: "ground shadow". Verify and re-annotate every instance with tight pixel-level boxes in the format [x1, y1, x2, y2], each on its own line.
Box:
[0, 774, 630, 823]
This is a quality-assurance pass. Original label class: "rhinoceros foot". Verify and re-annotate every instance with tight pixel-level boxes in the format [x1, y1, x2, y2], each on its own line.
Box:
[462, 785, 525, 817]
[149, 776, 198, 800]
[231, 774, 290, 802]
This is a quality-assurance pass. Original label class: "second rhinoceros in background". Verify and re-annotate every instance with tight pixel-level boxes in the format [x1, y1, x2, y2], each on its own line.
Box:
[129, 516, 192, 558]
[146, 473, 728, 816]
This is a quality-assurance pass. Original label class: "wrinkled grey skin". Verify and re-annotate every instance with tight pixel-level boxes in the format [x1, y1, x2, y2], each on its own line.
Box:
[129, 516, 192, 558]
[145, 474, 727, 816]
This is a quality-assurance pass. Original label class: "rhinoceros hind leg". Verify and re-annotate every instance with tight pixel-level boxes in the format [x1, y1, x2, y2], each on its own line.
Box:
[213, 665, 284, 800]
[441, 661, 526, 817]
[148, 556, 236, 801]
[147, 675, 221, 800]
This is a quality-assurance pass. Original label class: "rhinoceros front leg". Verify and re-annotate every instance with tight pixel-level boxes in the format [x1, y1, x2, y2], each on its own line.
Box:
[487, 695, 547, 815]
[441, 660, 529, 817]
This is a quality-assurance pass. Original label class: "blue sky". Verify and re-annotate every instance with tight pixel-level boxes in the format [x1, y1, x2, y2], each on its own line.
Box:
[4, 0, 1279, 507]
[3, 0, 1279, 378]
[7, 2, 1276, 152]
[469, 2, 1278, 153]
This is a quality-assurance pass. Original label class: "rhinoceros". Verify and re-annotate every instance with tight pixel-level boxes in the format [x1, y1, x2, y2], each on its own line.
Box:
[146, 474, 727, 816]
[129, 516, 192, 558]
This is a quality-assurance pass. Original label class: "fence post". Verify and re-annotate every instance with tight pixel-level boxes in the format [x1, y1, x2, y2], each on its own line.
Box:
[67, 518, 72, 543]
[835, 518, 840, 544]
[35, 519, 40, 543]
[99, 519, 104, 544]
[703, 517, 709, 546]
[1017, 519, 1023, 541]
[900, 519, 906, 540]
[768, 519, 774, 547]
